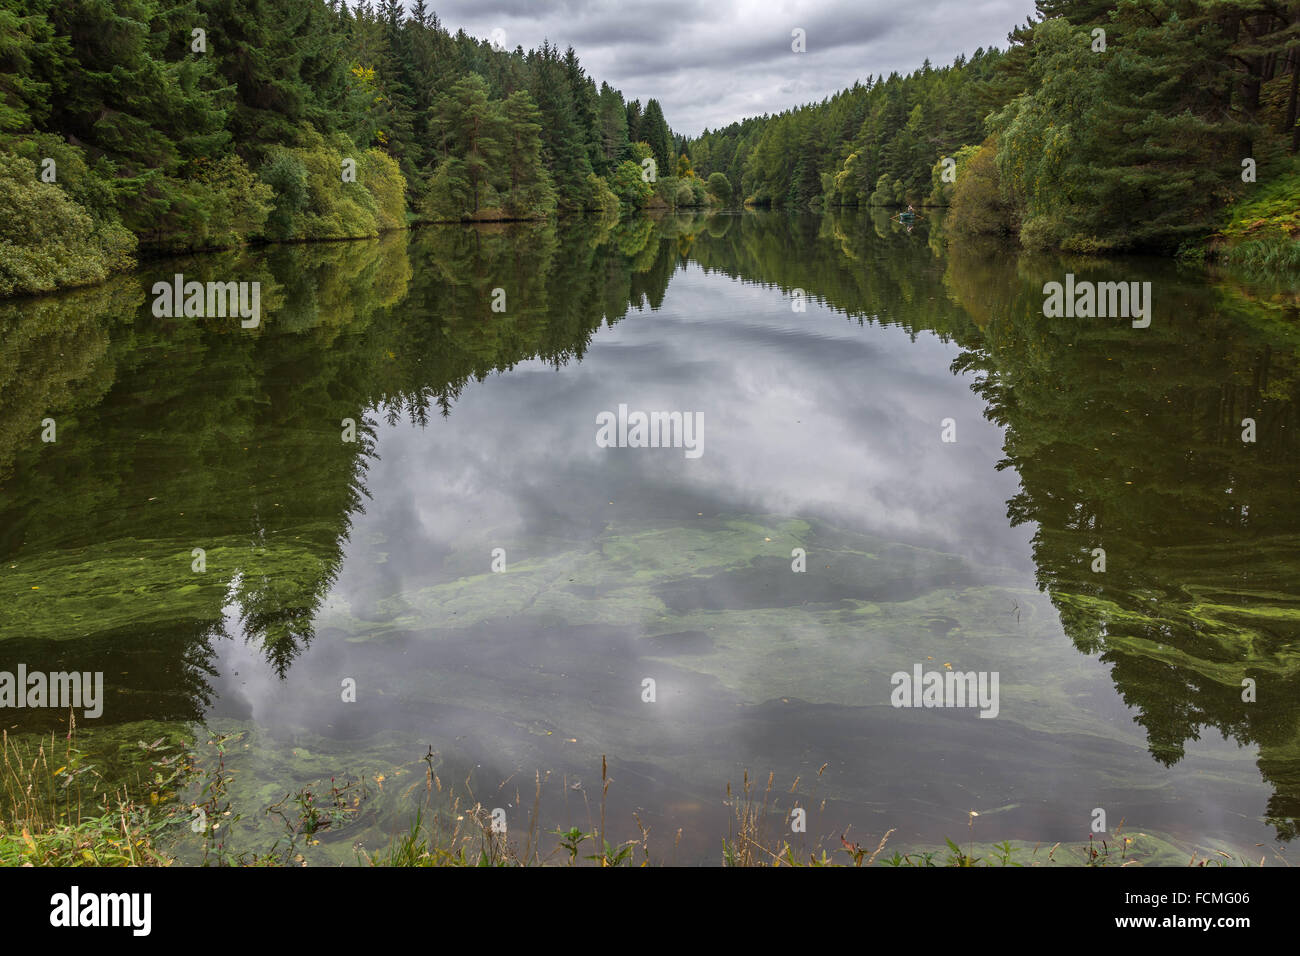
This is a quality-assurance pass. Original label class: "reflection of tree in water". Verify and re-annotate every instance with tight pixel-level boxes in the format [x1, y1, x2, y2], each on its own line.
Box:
[685, 212, 1300, 839]
[940, 243, 1300, 840]
[0, 215, 684, 684]
[371, 218, 682, 427]
[8, 208, 1299, 836]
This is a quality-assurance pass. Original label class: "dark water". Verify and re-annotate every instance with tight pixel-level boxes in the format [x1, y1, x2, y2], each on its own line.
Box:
[2, 209, 1298, 864]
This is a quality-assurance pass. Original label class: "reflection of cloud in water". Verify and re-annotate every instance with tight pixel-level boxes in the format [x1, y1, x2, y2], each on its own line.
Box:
[356, 267, 1034, 589]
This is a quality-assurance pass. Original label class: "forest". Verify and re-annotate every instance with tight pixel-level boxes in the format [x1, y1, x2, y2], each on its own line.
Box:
[686, 0, 1300, 259]
[0, 0, 714, 297]
[4, 0, 1300, 300]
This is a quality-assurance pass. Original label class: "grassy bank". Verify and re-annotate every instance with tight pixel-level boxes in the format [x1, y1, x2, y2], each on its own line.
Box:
[1211, 164, 1300, 275]
[0, 726, 1277, 868]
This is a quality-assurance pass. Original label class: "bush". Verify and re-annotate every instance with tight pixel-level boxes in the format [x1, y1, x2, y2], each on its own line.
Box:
[259, 151, 310, 240]
[868, 173, 894, 207]
[420, 158, 472, 222]
[648, 174, 680, 208]
[360, 148, 408, 231]
[2, 134, 118, 222]
[0, 152, 136, 297]
[257, 130, 407, 240]
[948, 141, 1014, 237]
[149, 155, 275, 252]
[706, 172, 732, 205]
[585, 172, 620, 218]
[609, 160, 654, 209]
[928, 144, 980, 206]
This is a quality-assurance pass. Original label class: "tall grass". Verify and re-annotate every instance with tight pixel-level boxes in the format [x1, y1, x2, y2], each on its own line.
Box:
[1222, 237, 1300, 274]
[1, 735, 1281, 867]
[0, 725, 173, 866]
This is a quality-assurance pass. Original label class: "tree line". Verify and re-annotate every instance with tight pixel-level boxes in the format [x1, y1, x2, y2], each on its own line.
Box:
[686, 0, 1300, 256]
[0, 0, 717, 298]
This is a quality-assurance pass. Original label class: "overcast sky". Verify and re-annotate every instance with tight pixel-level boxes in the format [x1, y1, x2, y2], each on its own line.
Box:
[414, 0, 1040, 136]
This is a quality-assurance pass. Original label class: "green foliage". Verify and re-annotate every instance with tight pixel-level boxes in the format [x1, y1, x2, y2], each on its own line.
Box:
[689, 49, 1003, 210]
[0, 151, 136, 296]
[989, 8, 1275, 252]
[428, 74, 504, 217]
[688, 1, 1300, 254]
[0, 0, 671, 296]
[609, 159, 653, 208]
[148, 155, 275, 253]
[868, 172, 895, 207]
[500, 90, 557, 219]
[948, 141, 1013, 236]
[0, 132, 117, 221]
[359, 148, 408, 231]
[1221, 237, 1300, 275]
[928, 143, 978, 205]
[421, 75, 556, 221]
[640, 99, 674, 177]
[258, 150, 310, 241]
[595, 81, 629, 171]
[585, 171, 620, 219]
[420, 157, 471, 222]
[706, 171, 732, 205]
[989, 18, 1112, 250]
[1218, 163, 1300, 266]
[256, 129, 407, 240]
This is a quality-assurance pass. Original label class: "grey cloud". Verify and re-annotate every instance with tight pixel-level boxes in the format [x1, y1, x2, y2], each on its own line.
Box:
[405, 0, 1038, 135]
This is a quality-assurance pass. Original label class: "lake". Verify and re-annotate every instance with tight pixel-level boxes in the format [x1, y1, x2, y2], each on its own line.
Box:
[2, 209, 1297, 865]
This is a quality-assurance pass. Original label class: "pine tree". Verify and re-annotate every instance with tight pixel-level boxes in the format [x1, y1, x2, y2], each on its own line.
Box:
[641, 98, 673, 177]
[429, 73, 504, 214]
[625, 99, 642, 146]
[596, 81, 629, 171]
[501, 89, 555, 217]
[527, 41, 593, 210]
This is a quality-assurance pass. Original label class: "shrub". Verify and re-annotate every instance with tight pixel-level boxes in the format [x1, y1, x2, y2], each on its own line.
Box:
[0, 152, 136, 297]
[258, 129, 406, 240]
[868, 173, 894, 207]
[706, 172, 732, 205]
[948, 141, 1014, 237]
[259, 151, 310, 240]
[609, 160, 654, 208]
[585, 173, 620, 218]
[360, 148, 408, 231]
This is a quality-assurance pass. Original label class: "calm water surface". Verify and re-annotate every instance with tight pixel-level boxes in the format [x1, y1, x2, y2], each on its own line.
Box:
[2, 210, 1297, 863]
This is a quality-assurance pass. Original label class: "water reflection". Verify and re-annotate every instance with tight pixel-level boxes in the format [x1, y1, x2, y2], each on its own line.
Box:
[1, 209, 1297, 852]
